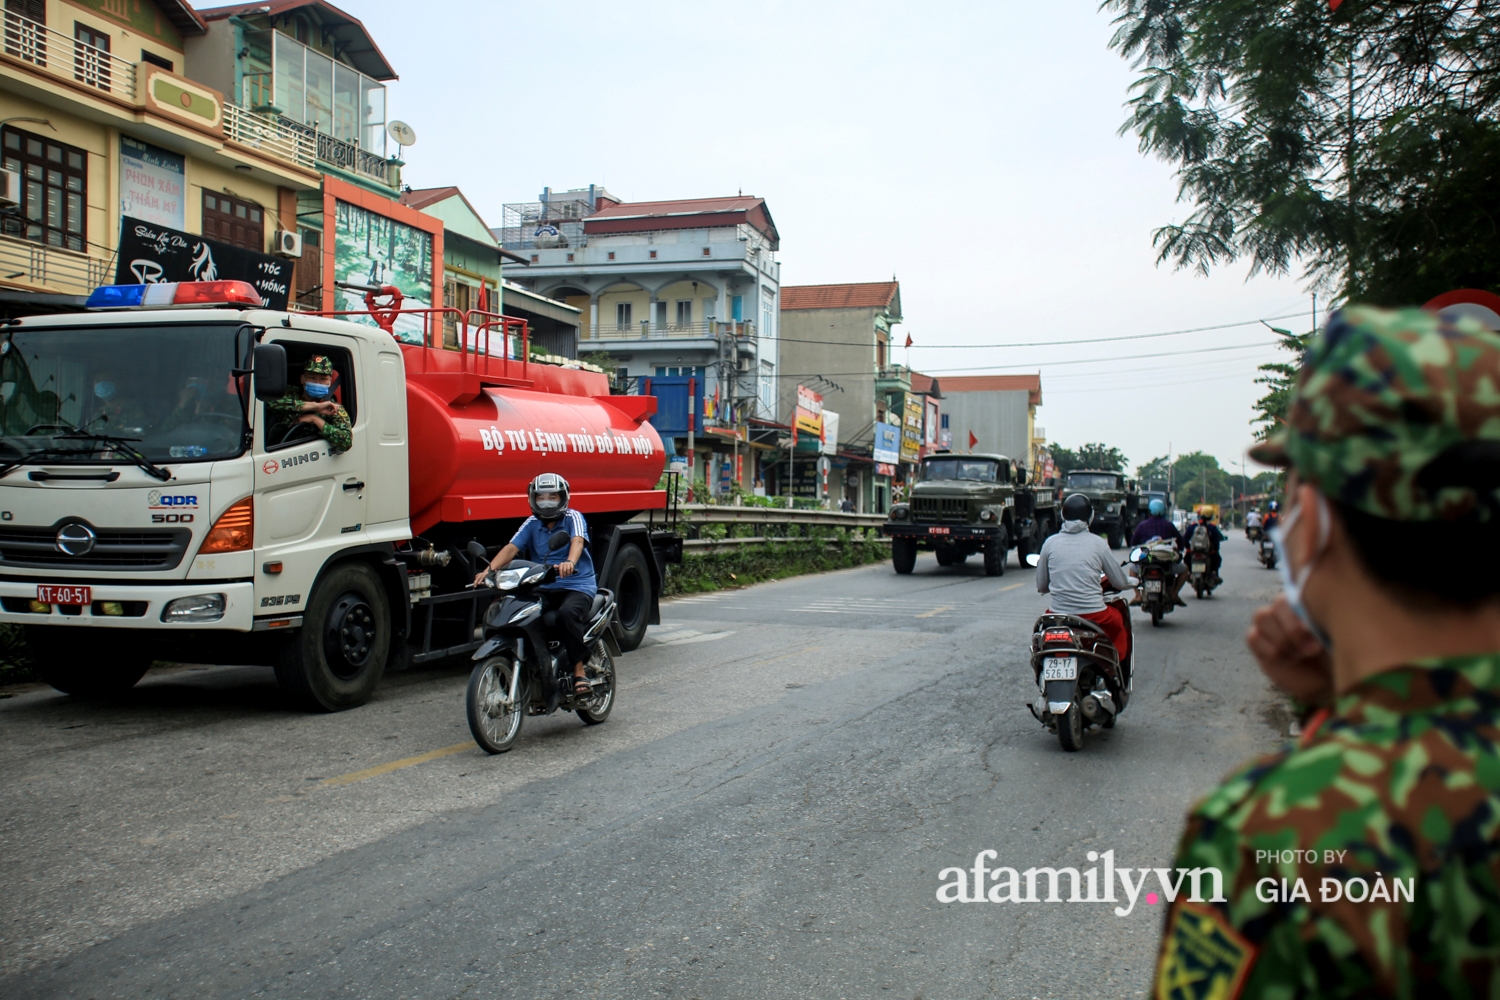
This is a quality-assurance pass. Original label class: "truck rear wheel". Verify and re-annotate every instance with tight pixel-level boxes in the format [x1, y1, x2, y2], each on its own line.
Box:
[607, 544, 651, 651]
[274, 562, 390, 711]
[892, 537, 916, 574]
[28, 626, 153, 698]
[935, 549, 956, 567]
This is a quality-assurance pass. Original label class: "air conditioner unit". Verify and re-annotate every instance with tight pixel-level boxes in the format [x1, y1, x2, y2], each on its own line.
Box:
[0, 168, 20, 208]
[271, 229, 303, 258]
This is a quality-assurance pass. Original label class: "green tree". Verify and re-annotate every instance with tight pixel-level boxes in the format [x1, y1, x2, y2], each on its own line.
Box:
[1252, 326, 1315, 441]
[1103, 0, 1500, 302]
[1051, 442, 1128, 474]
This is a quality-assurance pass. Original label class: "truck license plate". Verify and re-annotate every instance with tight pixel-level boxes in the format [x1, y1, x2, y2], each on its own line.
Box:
[1041, 657, 1077, 681]
[927, 526, 950, 535]
[1192, 561, 1208, 573]
[1144, 580, 1163, 593]
[37, 585, 90, 605]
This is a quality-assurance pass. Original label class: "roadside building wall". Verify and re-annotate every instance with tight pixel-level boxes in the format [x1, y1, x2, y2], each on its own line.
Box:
[777, 304, 878, 449]
[938, 389, 1033, 465]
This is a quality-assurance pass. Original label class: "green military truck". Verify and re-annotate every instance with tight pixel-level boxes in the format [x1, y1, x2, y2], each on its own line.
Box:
[882, 452, 1058, 576]
[1059, 468, 1134, 548]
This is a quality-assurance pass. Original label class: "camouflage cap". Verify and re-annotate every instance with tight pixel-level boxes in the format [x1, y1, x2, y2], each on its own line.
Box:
[303, 355, 334, 376]
[1251, 305, 1500, 522]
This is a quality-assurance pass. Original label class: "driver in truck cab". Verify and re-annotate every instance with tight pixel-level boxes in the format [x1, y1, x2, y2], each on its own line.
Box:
[266, 354, 352, 454]
[1035, 493, 1135, 666]
[473, 473, 598, 697]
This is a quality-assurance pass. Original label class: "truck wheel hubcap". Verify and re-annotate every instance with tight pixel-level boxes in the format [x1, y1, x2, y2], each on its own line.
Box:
[325, 591, 377, 677]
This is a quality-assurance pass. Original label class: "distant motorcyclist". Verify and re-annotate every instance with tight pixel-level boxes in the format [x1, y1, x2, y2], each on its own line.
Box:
[473, 473, 597, 696]
[1130, 498, 1188, 607]
[1184, 509, 1226, 581]
[1262, 499, 1281, 534]
[1035, 493, 1134, 665]
[1245, 507, 1263, 540]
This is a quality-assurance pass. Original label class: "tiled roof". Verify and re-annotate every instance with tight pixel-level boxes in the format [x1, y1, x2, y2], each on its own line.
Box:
[583, 195, 779, 247]
[939, 374, 1042, 406]
[780, 282, 900, 311]
[908, 372, 941, 398]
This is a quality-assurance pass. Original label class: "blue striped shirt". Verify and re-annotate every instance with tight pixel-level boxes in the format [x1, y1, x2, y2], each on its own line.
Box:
[510, 509, 597, 595]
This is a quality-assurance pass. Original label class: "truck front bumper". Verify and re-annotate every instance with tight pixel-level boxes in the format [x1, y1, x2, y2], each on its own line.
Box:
[0, 579, 256, 631]
[882, 523, 1001, 539]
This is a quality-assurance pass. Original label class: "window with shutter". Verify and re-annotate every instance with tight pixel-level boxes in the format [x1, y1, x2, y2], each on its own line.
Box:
[202, 191, 264, 252]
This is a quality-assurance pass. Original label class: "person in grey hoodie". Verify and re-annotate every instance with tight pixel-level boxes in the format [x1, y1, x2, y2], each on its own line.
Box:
[1035, 493, 1135, 662]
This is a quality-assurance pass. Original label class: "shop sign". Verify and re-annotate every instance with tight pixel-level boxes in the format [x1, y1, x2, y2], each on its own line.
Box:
[874, 421, 901, 465]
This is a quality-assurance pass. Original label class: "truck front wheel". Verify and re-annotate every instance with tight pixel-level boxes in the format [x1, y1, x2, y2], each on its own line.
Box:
[892, 537, 917, 574]
[608, 543, 651, 651]
[28, 626, 153, 698]
[983, 528, 1008, 577]
[275, 562, 391, 711]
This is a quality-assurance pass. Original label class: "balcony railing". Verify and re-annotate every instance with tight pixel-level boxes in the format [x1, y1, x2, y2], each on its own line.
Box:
[275, 115, 394, 186]
[589, 320, 756, 342]
[0, 235, 111, 297]
[2, 10, 137, 102]
[223, 104, 316, 171]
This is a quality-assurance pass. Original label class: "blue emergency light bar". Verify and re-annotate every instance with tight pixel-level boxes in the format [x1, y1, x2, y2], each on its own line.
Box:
[85, 280, 264, 310]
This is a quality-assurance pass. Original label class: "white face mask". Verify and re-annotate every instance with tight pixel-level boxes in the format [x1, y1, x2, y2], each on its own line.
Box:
[1269, 493, 1332, 650]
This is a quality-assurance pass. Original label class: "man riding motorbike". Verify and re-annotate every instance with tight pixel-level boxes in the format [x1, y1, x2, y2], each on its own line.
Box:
[1035, 493, 1134, 665]
[1245, 507, 1263, 538]
[1263, 499, 1281, 534]
[473, 473, 597, 696]
[1130, 498, 1189, 607]
[1183, 509, 1225, 583]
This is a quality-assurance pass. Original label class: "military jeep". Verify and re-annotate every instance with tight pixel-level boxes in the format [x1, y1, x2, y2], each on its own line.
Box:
[882, 452, 1058, 576]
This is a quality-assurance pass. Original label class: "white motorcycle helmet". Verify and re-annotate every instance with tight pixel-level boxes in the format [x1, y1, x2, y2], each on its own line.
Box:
[528, 472, 570, 521]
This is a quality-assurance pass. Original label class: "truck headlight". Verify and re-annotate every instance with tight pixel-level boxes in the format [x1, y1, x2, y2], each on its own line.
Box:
[979, 509, 997, 522]
[1106, 503, 1119, 513]
[890, 504, 910, 521]
[162, 593, 226, 623]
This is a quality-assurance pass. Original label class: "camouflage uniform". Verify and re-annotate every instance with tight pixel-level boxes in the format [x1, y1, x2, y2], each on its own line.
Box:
[1155, 307, 1500, 999]
[266, 354, 352, 454]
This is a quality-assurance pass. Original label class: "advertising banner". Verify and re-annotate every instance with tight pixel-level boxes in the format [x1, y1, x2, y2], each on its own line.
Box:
[925, 400, 939, 447]
[333, 199, 435, 344]
[794, 384, 824, 438]
[115, 216, 292, 309]
[901, 395, 923, 464]
[820, 410, 839, 456]
[119, 137, 184, 230]
[873, 421, 901, 465]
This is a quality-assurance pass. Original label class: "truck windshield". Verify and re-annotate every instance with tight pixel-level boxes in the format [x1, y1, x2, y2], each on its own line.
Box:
[0, 323, 249, 465]
[923, 458, 1003, 482]
[1066, 472, 1122, 490]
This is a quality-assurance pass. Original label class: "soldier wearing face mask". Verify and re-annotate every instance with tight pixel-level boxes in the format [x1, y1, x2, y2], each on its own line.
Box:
[1153, 307, 1500, 998]
[266, 354, 351, 453]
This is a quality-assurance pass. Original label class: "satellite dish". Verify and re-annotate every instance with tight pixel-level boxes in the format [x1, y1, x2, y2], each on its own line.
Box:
[387, 120, 417, 147]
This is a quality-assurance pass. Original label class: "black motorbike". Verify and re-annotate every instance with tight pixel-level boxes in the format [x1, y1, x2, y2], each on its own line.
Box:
[1131, 541, 1179, 626]
[1023, 566, 1135, 752]
[1258, 534, 1278, 570]
[1187, 530, 1221, 598]
[464, 534, 621, 754]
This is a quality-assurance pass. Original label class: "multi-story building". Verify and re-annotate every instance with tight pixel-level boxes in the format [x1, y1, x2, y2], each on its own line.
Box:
[778, 281, 903, 511]
[498, 186, 781, 488]
[0, 0, 324, 314]
[936, 374, 1044, 471]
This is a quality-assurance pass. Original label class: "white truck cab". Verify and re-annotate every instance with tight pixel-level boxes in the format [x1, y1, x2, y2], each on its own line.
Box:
[0, 282, 411, 707]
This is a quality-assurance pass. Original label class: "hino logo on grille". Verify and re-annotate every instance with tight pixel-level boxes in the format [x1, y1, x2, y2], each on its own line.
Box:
[55, 523, 97, 556]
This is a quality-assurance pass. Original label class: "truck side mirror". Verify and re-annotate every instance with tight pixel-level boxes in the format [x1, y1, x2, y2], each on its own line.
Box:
[548, 529, 572, 552]
[252, 343, 288, 401]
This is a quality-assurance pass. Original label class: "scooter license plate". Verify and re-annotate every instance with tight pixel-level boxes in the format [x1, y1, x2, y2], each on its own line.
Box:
[1192, 561, 1208, 573]
[1041, 656, 1077, 681]
[37, 584, 90, 605]
[1144, 580, 1163, 593]
[927, 526, 949, 535]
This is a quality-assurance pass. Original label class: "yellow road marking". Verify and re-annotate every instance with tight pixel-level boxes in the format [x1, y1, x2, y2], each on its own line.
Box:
[749, 644, 824, 667]
[999, 582, 1025, 591]
[320, 742, 473, 787]
[916, 605, 953, 618]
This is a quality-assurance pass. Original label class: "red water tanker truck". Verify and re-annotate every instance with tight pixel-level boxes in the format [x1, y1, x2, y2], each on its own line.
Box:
[0, 281, 681, 708]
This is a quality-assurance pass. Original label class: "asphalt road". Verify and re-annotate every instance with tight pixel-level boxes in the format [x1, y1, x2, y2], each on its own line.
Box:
[1, 537, 1287, 999]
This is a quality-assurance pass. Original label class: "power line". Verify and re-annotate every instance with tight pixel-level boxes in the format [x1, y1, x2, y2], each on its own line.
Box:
[757, 310, 1311, 350]
[764, 339, 1279, 379]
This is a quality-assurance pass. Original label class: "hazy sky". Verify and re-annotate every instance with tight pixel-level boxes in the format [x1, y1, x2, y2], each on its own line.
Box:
[365, 0, 1312, 476]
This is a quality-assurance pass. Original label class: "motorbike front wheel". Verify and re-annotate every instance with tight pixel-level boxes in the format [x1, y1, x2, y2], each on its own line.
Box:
[1057, 703, 1085, 751]
[576, 641, 616, 726]
[467, 654, 525, 754]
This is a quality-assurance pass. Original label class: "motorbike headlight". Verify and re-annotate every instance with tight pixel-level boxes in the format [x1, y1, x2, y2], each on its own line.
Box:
[497, 568, 524, 590]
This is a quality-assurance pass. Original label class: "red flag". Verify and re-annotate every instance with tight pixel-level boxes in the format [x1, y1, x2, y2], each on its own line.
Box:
[968, 431, 978, 449]
[904, 334, 913, 348]
[1329, 0, 1343, 8]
